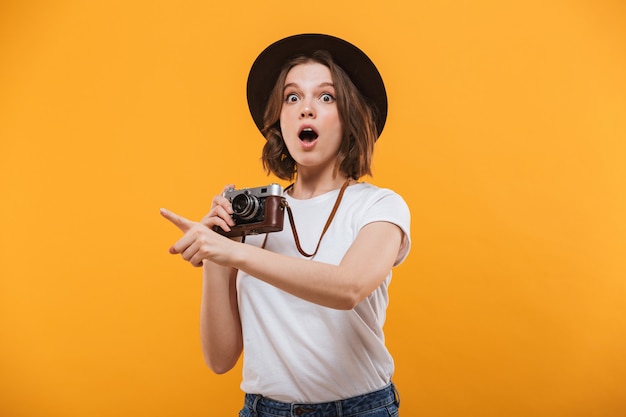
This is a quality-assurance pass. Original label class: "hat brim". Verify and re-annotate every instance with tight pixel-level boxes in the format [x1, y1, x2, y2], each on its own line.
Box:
[246, 33, 387, 138]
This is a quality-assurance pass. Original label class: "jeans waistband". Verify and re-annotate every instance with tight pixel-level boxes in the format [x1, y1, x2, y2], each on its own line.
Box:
[243, 383, 400, 417]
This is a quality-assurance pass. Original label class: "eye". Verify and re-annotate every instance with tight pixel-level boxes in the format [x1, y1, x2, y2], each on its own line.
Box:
[285, 93, 299, 103]
[320, 93, 335, 103]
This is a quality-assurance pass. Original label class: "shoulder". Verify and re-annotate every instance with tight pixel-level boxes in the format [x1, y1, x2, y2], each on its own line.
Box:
[341, 183, 410, 231]
[353, 183, 411, 265]
[346, 182, 409, 210]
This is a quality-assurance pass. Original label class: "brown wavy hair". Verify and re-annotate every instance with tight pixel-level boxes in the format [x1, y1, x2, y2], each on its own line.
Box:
[261, 50, 379, 181]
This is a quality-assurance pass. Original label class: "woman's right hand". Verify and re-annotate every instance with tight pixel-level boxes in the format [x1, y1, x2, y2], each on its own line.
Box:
[200, 184, 237, 234]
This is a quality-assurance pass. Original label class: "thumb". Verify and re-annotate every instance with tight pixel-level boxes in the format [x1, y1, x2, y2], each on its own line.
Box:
[160, 208, 194, 233]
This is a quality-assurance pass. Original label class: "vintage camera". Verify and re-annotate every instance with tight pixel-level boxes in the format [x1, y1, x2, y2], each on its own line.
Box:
[214, 183, 286, 238]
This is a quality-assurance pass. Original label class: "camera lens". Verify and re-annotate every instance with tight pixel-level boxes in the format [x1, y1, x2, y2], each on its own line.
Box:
[231, 192, 260, 220]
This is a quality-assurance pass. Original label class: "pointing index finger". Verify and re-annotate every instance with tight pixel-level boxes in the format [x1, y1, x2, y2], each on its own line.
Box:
[160, 208, 193, 232]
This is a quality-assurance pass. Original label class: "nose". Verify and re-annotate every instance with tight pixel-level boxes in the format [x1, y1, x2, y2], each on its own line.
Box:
[300, 102, 315, 119]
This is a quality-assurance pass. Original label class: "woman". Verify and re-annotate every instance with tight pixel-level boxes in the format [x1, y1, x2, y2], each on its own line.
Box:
[161, 33, 411, 417]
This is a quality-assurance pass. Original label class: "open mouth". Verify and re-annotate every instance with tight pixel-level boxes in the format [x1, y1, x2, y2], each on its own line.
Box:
[298, 127, 319, 142]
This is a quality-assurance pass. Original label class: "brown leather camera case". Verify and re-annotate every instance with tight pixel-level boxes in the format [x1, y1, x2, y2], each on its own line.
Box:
[215, 195, 286, 238]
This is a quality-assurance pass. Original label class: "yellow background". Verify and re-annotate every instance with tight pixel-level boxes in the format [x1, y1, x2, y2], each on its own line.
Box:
[1, 1, 625, 416]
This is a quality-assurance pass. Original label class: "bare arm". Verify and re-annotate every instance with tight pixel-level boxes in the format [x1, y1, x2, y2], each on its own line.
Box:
[162, 185, 243, 374]
[231, 221, 402, 309]
[199, 261, 242, 374]
[163, 210, 404, 310]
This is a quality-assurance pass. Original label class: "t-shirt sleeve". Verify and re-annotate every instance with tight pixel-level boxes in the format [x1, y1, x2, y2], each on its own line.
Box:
[359, 189, 411, 266]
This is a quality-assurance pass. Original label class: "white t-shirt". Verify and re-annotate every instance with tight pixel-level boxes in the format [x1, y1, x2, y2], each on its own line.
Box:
[236, 182, 411, 403]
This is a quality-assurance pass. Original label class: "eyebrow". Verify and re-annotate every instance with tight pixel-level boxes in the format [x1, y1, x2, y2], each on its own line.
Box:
[283, 82, 335, 91]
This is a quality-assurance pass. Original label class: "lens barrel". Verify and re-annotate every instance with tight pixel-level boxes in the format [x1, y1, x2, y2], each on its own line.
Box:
[231, 192, 260, 220]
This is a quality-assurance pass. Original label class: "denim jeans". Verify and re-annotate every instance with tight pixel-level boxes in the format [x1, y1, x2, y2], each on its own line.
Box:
[238, 383, 400, 417]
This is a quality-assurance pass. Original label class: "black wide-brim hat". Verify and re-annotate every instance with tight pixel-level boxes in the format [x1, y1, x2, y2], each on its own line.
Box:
[246, 33, 388, 139]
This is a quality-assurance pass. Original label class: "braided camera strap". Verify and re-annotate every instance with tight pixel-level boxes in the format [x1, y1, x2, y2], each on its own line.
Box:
[279, 179, 350, 258]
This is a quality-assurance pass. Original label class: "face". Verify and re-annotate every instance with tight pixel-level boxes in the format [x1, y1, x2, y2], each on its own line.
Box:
[279, 62, 343, 177]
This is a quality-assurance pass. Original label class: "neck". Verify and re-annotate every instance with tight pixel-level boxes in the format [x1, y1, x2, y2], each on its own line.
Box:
[288, 172, 353, 199]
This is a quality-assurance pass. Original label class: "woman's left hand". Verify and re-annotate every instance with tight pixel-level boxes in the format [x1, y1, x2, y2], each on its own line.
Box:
[160, 208, 233, 267]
